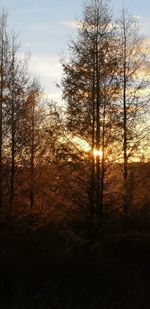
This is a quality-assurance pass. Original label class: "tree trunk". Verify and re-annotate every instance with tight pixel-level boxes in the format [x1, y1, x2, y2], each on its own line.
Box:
[100, 100, 106, 210]
[95, 20, 102, 217]
[123, 11, 128, 217]
[30, 102, 35, 208]
[0, 22, 4, 208]
[10, 97, 15, 210]
[89, 49, 96, 214]
[0, 74, 3, 208]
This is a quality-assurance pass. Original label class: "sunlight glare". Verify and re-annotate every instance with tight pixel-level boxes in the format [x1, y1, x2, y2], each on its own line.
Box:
[93, 148, 103, 158]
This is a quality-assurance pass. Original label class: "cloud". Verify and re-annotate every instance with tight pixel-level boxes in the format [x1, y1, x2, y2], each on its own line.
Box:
[28, 54, 63, 96]
[42, 92, 62, 102]
[30, 20, 80, 34]
[142, 38, 150, 48]
[30, 23, 54, 33]
[58, 20, 82, 29]
[140, 17, 150, 38]
[29, 54, 62, 78]
[132, 15, 142, 21]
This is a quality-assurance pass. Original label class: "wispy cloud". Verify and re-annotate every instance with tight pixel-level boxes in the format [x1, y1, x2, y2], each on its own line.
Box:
[140, 17, 150, 38]
[42, 92, 62, 103]
[58, 20, 81, 29]
[132, 15, 142, 20]
[28, 54, 63, 96]
[29, 55, 62, 78]
[30, 23, 54, 33]
[142, 38, 150, 48]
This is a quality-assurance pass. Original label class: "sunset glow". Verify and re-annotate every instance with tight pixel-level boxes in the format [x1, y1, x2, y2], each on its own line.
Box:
[93, 148, 103, 158]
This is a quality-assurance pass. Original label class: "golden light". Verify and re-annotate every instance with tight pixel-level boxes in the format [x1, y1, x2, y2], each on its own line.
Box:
[93, 148, 103, 158]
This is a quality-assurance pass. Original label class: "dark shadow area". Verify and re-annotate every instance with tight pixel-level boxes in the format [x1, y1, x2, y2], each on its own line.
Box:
[0, 215, 150, 309]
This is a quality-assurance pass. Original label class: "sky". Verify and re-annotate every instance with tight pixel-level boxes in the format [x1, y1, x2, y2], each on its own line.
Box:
[0, 0, 150, 102]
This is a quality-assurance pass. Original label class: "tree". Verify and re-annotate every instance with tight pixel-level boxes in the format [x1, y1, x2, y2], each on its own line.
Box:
[0, 9, 43, 212]
[61, 0, 119, 222]
[6, 34, 29, 210]
[19, 79, 46, 208]
[0, 10, 10, 208]
[116, 7, 150, 215]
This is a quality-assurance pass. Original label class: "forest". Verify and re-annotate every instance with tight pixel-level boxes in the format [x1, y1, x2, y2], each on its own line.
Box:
[0, 0, 150, 308]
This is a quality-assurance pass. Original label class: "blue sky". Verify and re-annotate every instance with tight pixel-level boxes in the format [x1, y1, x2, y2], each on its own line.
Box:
[1, 0, 150, 101]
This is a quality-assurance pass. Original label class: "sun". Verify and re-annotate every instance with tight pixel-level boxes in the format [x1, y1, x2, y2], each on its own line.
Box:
[93, 148, 103, 158]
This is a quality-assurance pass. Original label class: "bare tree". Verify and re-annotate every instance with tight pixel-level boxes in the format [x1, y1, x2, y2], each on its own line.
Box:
[117, 7, 150, 215]
[0, 10, 10, 208]
[61, 0, 119, 224]
[21, 79, 44, 208]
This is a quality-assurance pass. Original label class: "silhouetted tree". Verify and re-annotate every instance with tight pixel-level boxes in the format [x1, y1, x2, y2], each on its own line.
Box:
[6, 34, 29, 210]
[61, 0, 119, 223]
[0, 10, 10, 208]
[116, 7, 150, 215]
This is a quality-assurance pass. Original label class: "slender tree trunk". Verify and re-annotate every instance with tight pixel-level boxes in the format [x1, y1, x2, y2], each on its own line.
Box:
[95, 21, 102, 216]
[123, 12, 128, 216]
[0, 24, 4, 208]
[9, 44, 16, 211]
[30, 103, 35, 208]
[10, 97, 15, 210]
[0, 74, 3, 208]
[100, 100, 106, 209]
[89, 49, 96, 214]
